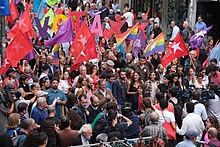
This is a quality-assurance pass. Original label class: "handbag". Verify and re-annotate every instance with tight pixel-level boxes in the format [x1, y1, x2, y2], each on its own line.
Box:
[162, 111, 176, 140]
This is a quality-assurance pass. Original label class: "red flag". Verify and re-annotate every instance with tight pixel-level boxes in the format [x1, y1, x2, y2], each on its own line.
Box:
[71, 35, 97, 70]
[138, 7, 150, 38]
[103, 28, 110, 39]
[69, 20, 92, 59]
[6, 1, 19, 24]
[7, 10, 34, 39]
[6, 31, 33, 67]
[0, 56, 11, 76]
[107, 19, 127, 38]
[161, 32, 188, 67]
[26, 1, 30, 14]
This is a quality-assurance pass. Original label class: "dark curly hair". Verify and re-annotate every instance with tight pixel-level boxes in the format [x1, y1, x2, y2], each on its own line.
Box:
[41, 119, 57, 147]
[23, 130, 48, 147]
[67, 110, 84, 130]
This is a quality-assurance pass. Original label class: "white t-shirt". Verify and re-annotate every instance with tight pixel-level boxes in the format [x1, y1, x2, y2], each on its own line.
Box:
[123, 12, 134, 27]
[155, 109, 175, 126]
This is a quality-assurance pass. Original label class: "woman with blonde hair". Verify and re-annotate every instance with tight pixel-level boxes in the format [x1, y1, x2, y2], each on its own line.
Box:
[6, 113, 20, 136]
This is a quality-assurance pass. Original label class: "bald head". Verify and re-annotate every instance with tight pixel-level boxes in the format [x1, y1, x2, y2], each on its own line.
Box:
[183, 21, 189, 28]
[208, 127, 218, 139]
[150, 112, 159, 123]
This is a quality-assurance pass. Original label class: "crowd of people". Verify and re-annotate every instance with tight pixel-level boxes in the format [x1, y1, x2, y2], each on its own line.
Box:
[1, 0, 220, 147]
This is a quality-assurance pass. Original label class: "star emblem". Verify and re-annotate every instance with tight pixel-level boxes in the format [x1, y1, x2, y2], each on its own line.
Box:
[195, 30, 205, 39]
[77, 34, 87, 47]
[172, 42, 183, 54]
[3, 58, 10, 68]
[18, 18, 27, 28]
[80, 50, 85, 56]
[9, 40, 24, 55]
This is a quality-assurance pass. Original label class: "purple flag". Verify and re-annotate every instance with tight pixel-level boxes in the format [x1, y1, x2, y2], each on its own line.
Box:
[14, 0, 21, 5]
[190, 26, 212, 49]
[44, 17, 73, 47]
[87, 8, 106, 17]
[133, 31, 146, 58]
[25, 50, 35, 61]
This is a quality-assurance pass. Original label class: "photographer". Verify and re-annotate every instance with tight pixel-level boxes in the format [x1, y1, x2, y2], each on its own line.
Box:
[0, 87, 15, 134]
[206, 83, 220, 122]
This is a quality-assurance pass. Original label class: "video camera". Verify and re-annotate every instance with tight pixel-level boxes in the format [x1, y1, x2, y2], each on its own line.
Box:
[0, 86, 19, 107]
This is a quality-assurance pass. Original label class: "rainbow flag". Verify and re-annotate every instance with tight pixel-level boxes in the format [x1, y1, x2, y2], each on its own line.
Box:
[127, 25, 139, 40]
[116, 23, 139, 46]
[52, 44, 60, 60]
[143, 32, 165, 57]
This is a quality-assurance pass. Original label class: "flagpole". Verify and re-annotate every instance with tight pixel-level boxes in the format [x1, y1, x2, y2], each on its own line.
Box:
[0, 16, 6, 66]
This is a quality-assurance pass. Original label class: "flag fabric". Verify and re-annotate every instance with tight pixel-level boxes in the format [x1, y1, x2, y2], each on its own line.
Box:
[48, 0, 59, 6]
[33, 0, 41, 12]
[126, 24, 139, 40]
[0, 0, 11, 16]
[6, 31, 33, 67]
[133, 30, 146, 58]
[44, 17, 73, 46]
[25, 50, 35, 61]
[35, 0, 45, 19]
[118, 44, 125, 60]
[40, 8, 54, 26]
[190, 26, 212, 49]
[26, 1, 30, 14]
[0, 56, 11, 76]
[71, 34, 97, 70]
[87, 8, 106, 17]
[14, 0, 21, 5]
[70, 20, 92, 59]
[116, 23, 139, 46]
[103, 28, 109, 39]
[161, 32, 188, 67]
[52, 44, 60, 60]
[107, 19, 127, 38]
[208, 43, 220, 65]
[7, 10, 34, 39]
[143, 32, 165, 57]
[6, 1, 19, 23]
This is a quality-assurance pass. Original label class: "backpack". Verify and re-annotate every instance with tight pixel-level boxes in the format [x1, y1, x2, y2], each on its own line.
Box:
[144, 109, 153, 127]
[93, 113, 108, 135]
[169, 100, 182, 126]
[11, 129, 26, 147]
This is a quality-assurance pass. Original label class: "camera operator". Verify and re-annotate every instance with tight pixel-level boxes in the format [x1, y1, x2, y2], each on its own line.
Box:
[0, 87, 15, 134]
[206, 83, 220, 122]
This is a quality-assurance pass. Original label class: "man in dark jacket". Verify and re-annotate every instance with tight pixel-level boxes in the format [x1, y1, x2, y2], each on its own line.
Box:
[87, 95, 102, 123]
[122, 103, 140, 139]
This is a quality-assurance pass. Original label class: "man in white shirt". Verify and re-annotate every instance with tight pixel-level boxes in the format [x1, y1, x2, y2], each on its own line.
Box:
[170, 21, 180, 41]
[123, 8, 134, 28]
[191, 90, 207, 121]
[176, 102, 205, 141]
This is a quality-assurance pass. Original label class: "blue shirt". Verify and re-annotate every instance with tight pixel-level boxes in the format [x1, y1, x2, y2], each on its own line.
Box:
[106, 81, 112, 91]
[176, 140, 196, 147]
[46, 88, 67, 119]
[112, 79, 127, 105]
[31, 106, 48, 125]
[195, 22, 207, 33]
